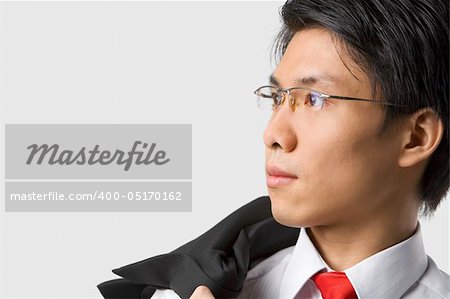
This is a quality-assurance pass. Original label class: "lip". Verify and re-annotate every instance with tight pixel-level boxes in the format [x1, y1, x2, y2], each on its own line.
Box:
[266, 165, 298, 188]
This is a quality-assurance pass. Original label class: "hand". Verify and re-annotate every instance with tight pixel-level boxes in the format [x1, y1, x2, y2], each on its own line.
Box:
[189, 286, 215, 299]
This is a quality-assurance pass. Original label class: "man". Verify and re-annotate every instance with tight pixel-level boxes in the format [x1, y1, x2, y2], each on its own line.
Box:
[98, 0, 449, 298]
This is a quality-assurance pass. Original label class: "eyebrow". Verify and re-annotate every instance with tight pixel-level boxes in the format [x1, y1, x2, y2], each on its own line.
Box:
[269, 73, 339, 88]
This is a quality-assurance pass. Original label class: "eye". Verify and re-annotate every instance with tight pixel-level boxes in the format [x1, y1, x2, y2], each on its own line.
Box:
[305, 92, 325, 109]
[270, 92, 283, 109]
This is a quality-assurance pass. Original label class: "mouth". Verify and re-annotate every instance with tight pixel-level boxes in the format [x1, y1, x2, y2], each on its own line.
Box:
[265, 165, 298, 188]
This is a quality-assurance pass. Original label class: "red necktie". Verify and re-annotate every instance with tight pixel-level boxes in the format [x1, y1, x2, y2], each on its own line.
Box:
[311, 271, 358, 299]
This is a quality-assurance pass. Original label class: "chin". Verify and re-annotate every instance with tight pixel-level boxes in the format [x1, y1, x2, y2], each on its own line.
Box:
[268, 191, 321, 228]
[269, 195, 304, 228]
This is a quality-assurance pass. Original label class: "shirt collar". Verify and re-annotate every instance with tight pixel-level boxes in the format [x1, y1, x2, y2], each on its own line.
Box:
[279, 222, 428, 299]
[279, 226, 326, 299]
[345, 222, 428, 299]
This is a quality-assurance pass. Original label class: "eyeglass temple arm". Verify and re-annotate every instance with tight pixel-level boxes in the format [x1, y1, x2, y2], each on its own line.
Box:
[326, 95, 407, 107]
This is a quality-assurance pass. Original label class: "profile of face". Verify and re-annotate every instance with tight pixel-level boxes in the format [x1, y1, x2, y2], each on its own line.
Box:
[264, 27, 408, 228]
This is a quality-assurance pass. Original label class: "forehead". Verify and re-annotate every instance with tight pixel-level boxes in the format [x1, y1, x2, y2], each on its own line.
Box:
[273, 28, 370, 93]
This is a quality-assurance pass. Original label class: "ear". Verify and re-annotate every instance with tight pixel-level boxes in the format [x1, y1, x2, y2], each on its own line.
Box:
[398, 108, 444, 168]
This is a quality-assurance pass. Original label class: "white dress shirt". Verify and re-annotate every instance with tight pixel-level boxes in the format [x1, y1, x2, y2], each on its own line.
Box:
[151, 222, 450, 299]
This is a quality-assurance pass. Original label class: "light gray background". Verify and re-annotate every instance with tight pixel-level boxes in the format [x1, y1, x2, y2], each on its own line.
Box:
[0, 2, 448, 298]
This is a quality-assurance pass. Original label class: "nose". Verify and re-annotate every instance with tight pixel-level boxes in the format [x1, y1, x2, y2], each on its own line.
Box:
[263, 95, 297, 152]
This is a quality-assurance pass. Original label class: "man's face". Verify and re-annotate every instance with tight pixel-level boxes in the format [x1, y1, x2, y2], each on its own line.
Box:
[264, 27, 404, 227]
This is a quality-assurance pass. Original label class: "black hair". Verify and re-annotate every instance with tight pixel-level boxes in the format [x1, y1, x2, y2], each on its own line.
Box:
[273, 0, 449, 216]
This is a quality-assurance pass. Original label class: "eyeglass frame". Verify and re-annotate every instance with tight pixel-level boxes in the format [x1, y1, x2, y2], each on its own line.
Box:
[253, 85, 408, 111]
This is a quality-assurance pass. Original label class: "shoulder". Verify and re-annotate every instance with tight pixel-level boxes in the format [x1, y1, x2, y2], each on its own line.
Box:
[235, 246, 294, 299]
[418, 256, 450, 297]
[245, 245, 294, 280]
[403, 256, 450, 298]
[149, 246, 295, 299]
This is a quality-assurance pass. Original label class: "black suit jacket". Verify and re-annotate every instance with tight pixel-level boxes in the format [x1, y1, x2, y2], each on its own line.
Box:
[97, 196, 300, 299]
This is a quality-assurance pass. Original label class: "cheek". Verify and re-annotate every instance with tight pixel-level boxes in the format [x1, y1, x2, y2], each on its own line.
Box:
[297, 113, 359, 194]
[269, 109, 395, 226]
[268, 128, 347, 227]
[306, 106, 390, 187]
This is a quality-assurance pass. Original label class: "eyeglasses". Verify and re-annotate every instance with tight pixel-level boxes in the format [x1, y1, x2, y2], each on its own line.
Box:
[254, 85, 407, 111]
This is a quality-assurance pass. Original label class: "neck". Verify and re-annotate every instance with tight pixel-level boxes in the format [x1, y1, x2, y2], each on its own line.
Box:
[306, 198, 419, 271]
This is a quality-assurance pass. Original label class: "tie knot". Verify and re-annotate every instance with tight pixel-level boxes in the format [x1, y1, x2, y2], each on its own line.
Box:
[311, 271, 358, 299]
